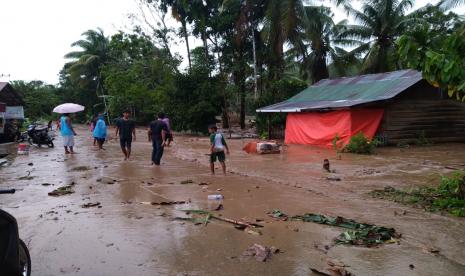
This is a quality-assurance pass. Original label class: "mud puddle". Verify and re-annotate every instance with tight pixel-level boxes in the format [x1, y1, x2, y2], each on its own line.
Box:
[1, 126, 464, 275]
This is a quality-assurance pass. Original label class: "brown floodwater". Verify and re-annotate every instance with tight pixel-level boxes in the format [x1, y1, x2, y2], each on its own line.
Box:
[1, 126, 464, 275]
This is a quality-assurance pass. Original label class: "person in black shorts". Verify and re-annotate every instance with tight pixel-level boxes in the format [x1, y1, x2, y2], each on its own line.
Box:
[148, 112, 168, 165]
[115, 110, 136, 160]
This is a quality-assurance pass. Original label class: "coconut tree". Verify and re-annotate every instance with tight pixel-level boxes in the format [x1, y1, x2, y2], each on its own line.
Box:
[261, 0, 306, 81]
[439, 0, 465, 8]
[64, 28, 110, 92]
[292, 6, 359, 83]
[341, 0, 421, 73]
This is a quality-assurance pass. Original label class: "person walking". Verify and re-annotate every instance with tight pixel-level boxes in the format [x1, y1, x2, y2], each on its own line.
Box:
[116, 110, 136, 160]
[148, 112, 168, 166]
[162, 114, 173, 147]
[58, 113, 77, 154]
[208, 125, 230, 175]
[90, 114, 98, 146]
[93, 114, 107, 150]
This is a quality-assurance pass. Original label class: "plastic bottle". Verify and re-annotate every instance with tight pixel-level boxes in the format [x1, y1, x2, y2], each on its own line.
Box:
[208, 194, 224, 200]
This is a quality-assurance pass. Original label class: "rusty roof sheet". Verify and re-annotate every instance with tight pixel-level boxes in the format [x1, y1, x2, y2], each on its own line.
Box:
[257, 70, 423, 113]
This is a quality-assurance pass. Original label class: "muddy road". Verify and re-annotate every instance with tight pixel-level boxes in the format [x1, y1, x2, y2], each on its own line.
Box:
[1, 126, 464, 275]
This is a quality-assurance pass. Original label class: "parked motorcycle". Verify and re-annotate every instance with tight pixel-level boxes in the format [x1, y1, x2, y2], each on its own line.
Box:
[25, 123, 54, 148]
[0, 189, 32, 276]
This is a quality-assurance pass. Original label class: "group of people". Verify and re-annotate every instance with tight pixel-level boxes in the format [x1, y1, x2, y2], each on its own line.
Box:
[57, 110, 229, 174]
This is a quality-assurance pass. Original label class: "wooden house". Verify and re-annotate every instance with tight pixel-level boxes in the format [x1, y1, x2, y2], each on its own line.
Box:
[257, 70, 465, 146]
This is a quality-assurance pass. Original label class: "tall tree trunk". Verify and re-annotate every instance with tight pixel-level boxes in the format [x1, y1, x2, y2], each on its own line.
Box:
[312, 52, 329, 84]
[238, 51, 246, 130]
[215, 37, 229, 129]
[202, 30, 210, 77]
[233, 49, 246, 130]
[250, 23, 258, 100]
[181, 19, 192, 70]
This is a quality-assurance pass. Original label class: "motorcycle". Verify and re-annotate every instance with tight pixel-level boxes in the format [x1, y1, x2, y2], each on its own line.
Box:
[0, 189, 32, 276]
[25, 123, 54, 148]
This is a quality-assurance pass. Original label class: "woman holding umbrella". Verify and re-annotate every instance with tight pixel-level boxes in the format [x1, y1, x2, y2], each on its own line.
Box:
[58, 113, 77, 154]
[53, 103, 84, 154]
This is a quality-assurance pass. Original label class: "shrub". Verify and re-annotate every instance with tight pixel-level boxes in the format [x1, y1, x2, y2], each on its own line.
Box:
[370, 170, 465, 217]
[344, 132, 377, 154]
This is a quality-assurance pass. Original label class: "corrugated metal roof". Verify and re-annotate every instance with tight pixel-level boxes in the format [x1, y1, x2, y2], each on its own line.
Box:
[257, 69, 423, 113]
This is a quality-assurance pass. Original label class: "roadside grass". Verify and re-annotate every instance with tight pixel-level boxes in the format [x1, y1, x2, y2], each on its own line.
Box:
[370, 170, 465, 217]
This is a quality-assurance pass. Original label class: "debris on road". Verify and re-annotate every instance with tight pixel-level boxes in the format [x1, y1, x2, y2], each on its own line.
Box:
[71, 166, 91, 171]
[151, 201, 187, 205]
[176, 210, 264, 229]
[180, 179, 194, 184]
[326, 176, 341, 181]
[421, 245, 440, 255]
[244, 227, 262, 235]
[210, 203, 223, 211]
[18, 171, 34, 180]
[48, 185, 74, 196]
[198, 182, 209, 186]
[96, 177, 116, 184]
[241, 244, 278, 262]
[243, 141, 280, 154]
[41, 183, 52, 186]
[271, 210, 400, 247]
[0, 159, 9, 167]
[268, 209, 289, 221]
[81, 202, 101, 208]
[323, 159, 330, 172]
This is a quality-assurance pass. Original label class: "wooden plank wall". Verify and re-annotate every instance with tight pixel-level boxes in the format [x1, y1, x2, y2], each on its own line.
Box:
[380, 99, 465, 145]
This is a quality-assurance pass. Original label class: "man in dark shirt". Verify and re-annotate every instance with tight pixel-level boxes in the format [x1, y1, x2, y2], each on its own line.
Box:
[115, 110, 136, 160]
[148, 112, 168, 165]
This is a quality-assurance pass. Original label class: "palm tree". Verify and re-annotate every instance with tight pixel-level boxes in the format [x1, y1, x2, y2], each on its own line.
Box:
[341, 0, 420, 73]
[293, 6, 358, 83]
[439, 0, 465, 8]
[64, 28, 109, 92]
[261, 0, 306, 80]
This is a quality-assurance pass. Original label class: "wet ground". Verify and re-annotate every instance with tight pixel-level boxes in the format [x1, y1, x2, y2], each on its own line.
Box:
[1, 126, 465, 276]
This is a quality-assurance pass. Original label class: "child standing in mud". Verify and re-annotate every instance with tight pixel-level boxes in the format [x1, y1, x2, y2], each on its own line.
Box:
[209, 125, 229, 175]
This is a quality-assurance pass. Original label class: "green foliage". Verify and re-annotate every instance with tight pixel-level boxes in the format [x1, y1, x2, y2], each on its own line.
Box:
[397, 20, 465, 101]
[414, 130, 430, 146]
[11, 80, 60, 120]
[166, 69, 223, 133]
[340, 0, 419, 74]
[22, 1, 464, 134]
[344, 132, 377, 154]
[254, 78, 307, 134]
[102, 32, 178, 123]
[439, 170, 465, 200]
[332, 133, 343, 159]
[371, 170, 465, 217]
[332, 133, 341, 151]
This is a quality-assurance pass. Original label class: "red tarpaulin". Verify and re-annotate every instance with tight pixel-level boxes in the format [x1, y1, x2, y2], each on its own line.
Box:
[284, 109, 384, 147]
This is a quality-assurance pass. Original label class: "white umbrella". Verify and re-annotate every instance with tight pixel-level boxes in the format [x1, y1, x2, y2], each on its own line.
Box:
[53, 103, 85, 114]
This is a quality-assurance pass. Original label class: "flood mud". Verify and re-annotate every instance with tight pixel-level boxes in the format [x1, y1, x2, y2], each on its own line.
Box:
[1, 126, 465, 275]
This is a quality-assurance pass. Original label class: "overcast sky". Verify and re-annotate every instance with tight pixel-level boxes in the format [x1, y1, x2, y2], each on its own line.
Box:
[0, 0, 462, 84]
